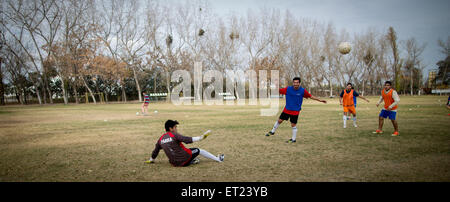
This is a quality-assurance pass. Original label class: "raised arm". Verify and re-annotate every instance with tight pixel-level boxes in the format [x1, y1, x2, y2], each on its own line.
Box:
[310, 95, 327, 104]
[358, 95, 370, 102]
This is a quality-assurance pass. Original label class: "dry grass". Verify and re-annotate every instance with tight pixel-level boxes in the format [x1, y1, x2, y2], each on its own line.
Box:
[0, 96, 449, 182]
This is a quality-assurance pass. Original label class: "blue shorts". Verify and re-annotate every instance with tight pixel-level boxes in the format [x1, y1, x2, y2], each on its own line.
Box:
[379, 109, 397, 120]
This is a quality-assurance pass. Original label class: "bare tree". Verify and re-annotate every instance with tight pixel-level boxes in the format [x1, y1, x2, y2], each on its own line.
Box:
[404, 37, 426, 95]
[386, 26, 402, 90]
[95, 0, 129, 102]
[116, 0, 149, 102]
[438, 36, 450, 56]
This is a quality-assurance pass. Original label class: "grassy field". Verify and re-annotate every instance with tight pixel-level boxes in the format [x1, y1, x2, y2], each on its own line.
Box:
[0, 96, 449, 182]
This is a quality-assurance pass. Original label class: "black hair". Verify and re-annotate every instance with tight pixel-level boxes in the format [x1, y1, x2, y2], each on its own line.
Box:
[384, 81, 392, 86]
[165, 120, 179, 132]
[347, 83, 353, 87]
[293, 77, 301, 83]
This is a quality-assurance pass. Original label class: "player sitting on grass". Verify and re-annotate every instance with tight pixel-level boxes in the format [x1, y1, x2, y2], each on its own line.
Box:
[145, 120, 224, 166]
[374, 81, 400, 136]
[266, 77, 327, 143]
[339, 83, 369, 128]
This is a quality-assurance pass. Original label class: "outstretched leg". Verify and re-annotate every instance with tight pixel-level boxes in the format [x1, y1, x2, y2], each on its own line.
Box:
[199, 149, 224, 162]
[267, 119, 283, 136]
[271, 119, 283, 133]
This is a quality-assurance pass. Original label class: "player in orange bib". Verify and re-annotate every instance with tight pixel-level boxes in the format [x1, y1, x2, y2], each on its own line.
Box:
[374, 81, 400, 136]
[339, 83, 369, 128]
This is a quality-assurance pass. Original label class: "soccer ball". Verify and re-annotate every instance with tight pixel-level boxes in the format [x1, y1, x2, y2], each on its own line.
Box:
[136, 112, 140, 116]
[154, 110, 158, 114]
[338, 42, 351, 55]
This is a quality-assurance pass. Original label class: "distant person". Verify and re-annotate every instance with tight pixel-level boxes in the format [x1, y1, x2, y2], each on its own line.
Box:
[145, 120, 224, 166]
[374, 81, 400, 136]
[352, 86, 357, 108]
[447, 95, 450, 115]
[141, 92, 150, 115]
[340, 83, 369, 128]
[447, 95, 450, 109]
[265, 77, 327, 143]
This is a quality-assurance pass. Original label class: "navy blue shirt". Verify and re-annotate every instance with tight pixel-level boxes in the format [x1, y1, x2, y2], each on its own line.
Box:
[340, 89, 359, 98]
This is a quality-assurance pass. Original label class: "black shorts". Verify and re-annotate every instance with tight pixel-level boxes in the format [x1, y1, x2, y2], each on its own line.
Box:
[279, 112, 299, 124]
[184, 148, 200, 167]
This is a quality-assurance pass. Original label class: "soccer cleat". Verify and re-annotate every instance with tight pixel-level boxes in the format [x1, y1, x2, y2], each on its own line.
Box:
[266, 131, 274, 136]
[372, 130, 383, 134]
[343, 124, 346, 128]
[353, 123, 358, 128]
[218, 154, 225, 162]
[144, 160, 154, 164]
[392, 131, 399, 136]
[286, 139, 296, 143]
[192, 158, 200, 164]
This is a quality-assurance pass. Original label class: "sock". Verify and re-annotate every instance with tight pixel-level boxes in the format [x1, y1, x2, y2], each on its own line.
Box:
[353, 116, 357, 124]
[291, 126, 298, 141]
[199, 149, 221, 162]
[343, 115, 347, 126]
[271, 121, 280, 133]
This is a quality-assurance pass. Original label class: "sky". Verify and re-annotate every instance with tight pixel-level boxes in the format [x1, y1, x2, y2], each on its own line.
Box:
[203, 0, 450, 76]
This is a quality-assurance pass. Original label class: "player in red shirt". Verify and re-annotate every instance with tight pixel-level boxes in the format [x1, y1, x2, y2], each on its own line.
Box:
[145, 120, 224, 166]
[266, 77, 327, 143]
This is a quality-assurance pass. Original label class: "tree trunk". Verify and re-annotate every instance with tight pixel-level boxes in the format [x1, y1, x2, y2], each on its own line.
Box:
[46, 83, 53, 104]
[132, 65, 142, 102]
[121, 86, 127, 102]
[42, 63, 53, 104]
[329, 80, 333, 97]
[410, 67, 413, 96]
[81, 76, 96, 104]
[34, 83, 42, 105]
[73, 81, 79, 104]
[120, 78, 127, 102]
[59, 74, 68, 105]
[165, 71, 170, 102]
[0, 69, 4, 105]
[105, 91, 109, 103]
[23, 87, 28, 104]
[42, 80, 47, 104]
[153, 72, 157, 93]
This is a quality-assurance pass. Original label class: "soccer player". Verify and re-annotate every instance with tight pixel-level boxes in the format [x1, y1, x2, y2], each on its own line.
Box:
[145, 120, 225, 167]
[339, 83, 369, 128]
[265, 77, 327, 143]
[374, 81, 400, 136]
[141, 92, 150, 115]
[447, 95, 450, 111]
